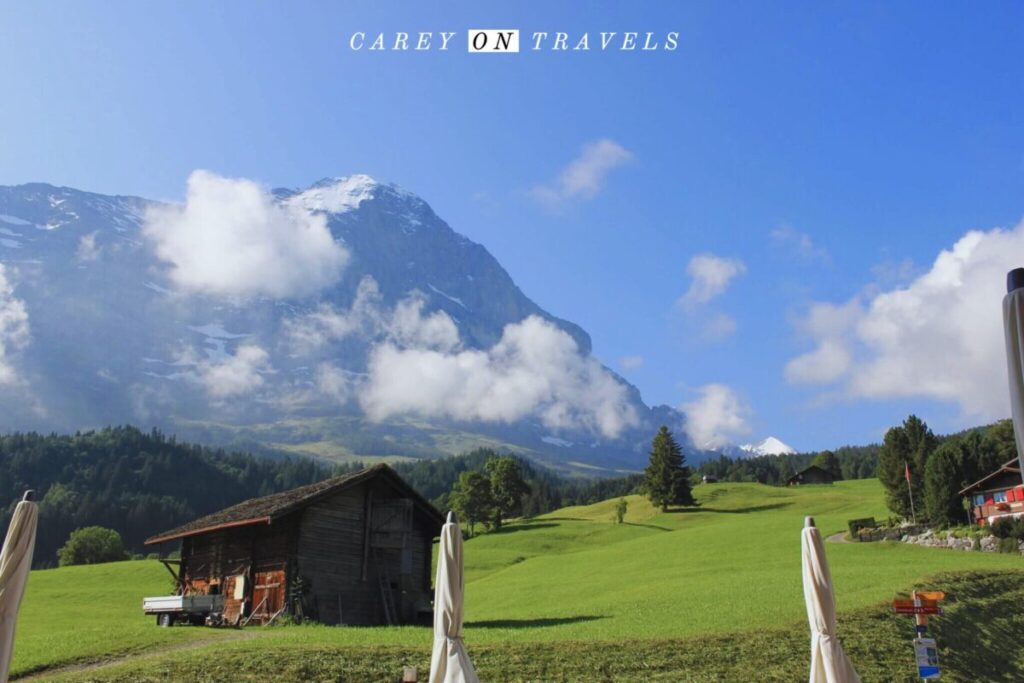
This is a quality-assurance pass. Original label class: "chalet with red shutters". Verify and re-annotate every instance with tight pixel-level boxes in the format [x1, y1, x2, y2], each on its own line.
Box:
[960, 458, 1024, 526]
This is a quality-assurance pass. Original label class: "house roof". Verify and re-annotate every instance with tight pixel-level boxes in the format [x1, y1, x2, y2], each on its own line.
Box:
[146, 464, 443, 544]
[958, 458, 1023, 496]
[787, 464, 832, 483]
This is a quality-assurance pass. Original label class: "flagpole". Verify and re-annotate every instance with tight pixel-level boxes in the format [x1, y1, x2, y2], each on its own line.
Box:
[906, 461, 917, 525]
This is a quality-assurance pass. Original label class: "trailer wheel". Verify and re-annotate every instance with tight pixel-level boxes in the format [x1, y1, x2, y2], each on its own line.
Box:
[158, 613, 173, 627]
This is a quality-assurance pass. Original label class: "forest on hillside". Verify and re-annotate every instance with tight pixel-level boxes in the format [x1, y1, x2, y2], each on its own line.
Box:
[0, 427, 338, 567]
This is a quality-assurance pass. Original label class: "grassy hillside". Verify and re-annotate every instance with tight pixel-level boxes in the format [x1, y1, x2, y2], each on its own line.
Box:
[11, 479, 1024, 681]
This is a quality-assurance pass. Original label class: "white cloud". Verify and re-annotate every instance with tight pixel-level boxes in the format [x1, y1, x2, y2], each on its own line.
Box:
[282, 276, 634, 436]
[285, 276, 459, 355]
[285, 277, 383, 354]
[679, 254, 746, 309]
[619, 355, 644, 370]
[144, 170, 349, 298]
[198, 344, 272, 400]
[76, 232, 101, 262]
[315, 363, 356, 404]
[0, 265, 30, 385]
[681, 383, 752, 449]
[701, 312, 738, 342]
[530, 139, 633, 205]
[785, 219, 1024, 422]
[360, 315, 638, 438]
[388, 295, 460, 352]
[770, 226, 829, 263]
[784, 339, 852, 384]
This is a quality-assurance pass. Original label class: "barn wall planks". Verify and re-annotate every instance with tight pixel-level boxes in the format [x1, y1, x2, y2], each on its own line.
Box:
[175, 467, 440, 626]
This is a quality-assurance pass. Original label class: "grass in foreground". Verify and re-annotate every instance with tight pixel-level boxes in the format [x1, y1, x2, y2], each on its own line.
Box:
[8, 561, 238, 678]
[41, 570, 1024, 682]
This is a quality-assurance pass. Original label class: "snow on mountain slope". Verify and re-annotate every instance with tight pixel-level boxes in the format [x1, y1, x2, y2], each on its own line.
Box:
[738, 436, 796, 456]
[0, 175, 689, 470]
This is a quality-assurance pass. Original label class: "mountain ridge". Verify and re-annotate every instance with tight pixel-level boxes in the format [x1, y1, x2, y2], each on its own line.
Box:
[0, 174, 687, 472]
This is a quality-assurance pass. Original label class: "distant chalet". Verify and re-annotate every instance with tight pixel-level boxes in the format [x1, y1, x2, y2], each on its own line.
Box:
[146, 464, 443, 626]
[786, 465, 834, 486]
[960, 458, 1024, 526]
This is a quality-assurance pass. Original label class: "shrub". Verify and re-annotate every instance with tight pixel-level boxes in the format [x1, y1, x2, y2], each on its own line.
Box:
[57, 526, 128, 566]
[998, 537, 1020, 554]
[848, 517, 876, 538]
[614, 498, 628, 524]
[990, 517, 1024, 540]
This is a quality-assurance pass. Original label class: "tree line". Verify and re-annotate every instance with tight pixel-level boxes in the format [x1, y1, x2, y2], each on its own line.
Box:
[693, 444, 880, 485]
[392, 448, 644, 520]
[428, 426, 698, 535]
[0, 426, 340, 567]
[878, 416, 1014, 526]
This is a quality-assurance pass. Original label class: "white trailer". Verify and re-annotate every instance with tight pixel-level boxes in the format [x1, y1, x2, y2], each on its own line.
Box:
[142, 594, 225, 627]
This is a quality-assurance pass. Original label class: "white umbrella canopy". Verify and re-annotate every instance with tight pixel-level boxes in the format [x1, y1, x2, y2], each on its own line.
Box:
[801, 516, 860, 683]
[429, 511, 479, 683]
[1003, 268, 1024, 473]
[0, 492, 39, 683]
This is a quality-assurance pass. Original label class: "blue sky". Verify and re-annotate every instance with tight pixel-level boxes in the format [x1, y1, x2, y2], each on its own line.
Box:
[2, 2, 1023, 450]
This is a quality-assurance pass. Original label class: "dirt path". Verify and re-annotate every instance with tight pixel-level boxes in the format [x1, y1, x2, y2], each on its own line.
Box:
[826, 532, 850, 543]
[16, 630, 265, 682]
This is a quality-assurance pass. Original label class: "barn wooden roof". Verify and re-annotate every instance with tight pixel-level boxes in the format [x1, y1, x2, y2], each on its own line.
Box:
[786, 464, 832, 484]
[145, 464, 443, 544]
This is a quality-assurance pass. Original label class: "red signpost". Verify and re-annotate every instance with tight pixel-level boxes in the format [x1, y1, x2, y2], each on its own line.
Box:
[892, 591, 946, 680]
[891, 599, 942, 615]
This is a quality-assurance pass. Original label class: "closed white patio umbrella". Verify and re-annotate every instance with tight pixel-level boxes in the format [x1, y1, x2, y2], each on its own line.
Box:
[802, 516, 860, 683]
[0, 491, 38, 683]
[1003, 268, 1024, 473]
[429, 511, 479, 683]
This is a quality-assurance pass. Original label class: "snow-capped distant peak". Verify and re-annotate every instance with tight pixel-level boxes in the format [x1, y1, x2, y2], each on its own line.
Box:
[739, 436, 796, 456]
[287, 175, 379, 214]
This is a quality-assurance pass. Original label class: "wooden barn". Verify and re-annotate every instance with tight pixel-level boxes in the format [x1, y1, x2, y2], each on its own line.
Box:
[145, 464, 443, 626]
[786, 465, 834, 486]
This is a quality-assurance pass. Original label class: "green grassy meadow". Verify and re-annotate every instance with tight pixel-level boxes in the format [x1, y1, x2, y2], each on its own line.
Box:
[11, 479, 1024, 681]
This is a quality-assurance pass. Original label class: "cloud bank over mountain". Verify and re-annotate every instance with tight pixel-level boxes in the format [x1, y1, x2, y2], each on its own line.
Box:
[0, 264, 29, 385]
[144, 170, 350, 298]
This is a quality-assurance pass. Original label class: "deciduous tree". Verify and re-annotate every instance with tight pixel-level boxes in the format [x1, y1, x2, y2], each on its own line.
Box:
[485, 456, 530, 530]
[57, 526, 128, 566]
[450, 470, 495, 536]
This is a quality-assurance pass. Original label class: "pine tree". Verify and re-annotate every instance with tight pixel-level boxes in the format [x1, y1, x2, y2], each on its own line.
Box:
[924, 439, 967, 526]
[644, 426, 695, 511]
[877, 415, 936, 518]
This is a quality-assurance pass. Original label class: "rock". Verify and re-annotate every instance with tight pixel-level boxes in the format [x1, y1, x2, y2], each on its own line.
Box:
[981, 535, 999, 552]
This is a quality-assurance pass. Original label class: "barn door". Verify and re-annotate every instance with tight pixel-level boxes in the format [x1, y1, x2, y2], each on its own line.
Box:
[371, 498, 412, 547]
[251, 564, 286, 622]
